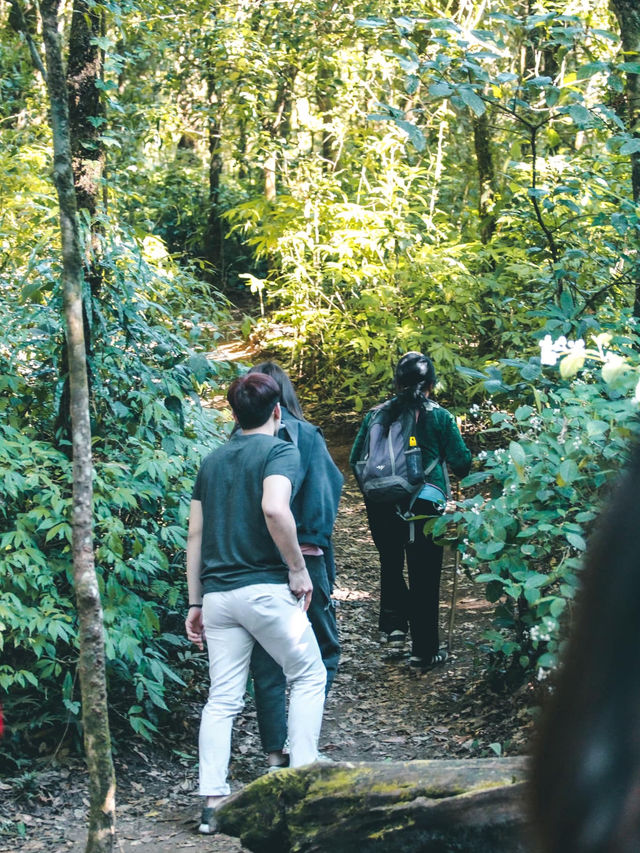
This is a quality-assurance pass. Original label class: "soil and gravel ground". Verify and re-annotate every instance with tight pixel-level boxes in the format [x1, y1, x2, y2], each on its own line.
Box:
[0, 321, 536, 850]
[0, 446, 535, 852]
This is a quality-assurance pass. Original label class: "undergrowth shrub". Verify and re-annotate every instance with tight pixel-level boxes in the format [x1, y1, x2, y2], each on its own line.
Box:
[431, 325, 640, 685]
[0, 227, 234, 767]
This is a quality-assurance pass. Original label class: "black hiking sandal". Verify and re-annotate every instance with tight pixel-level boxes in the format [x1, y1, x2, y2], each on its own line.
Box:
[408, 650, 448, 672]
[199, 806, 219, 835]
[387, 630, 406, 649]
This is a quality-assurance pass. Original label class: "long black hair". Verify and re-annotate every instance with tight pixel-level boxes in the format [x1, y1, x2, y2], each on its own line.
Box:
[248, 361, 306, 421]
[531, 441, 640, 853]
[386, 351, 436, 421]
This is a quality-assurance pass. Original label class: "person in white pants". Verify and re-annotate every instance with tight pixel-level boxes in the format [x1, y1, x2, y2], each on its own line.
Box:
[185, 372, 326, 834]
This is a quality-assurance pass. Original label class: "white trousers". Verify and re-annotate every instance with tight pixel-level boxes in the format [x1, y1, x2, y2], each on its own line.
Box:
[199, 583, 327, 796]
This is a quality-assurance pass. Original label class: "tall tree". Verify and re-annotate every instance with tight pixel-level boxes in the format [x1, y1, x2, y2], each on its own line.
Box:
[54, 0, 106, 439]
[205, 55, 227, 287]
[67, 0, 105, 220]
[39, 1, 116, 851]
[472, 112, 497, 244]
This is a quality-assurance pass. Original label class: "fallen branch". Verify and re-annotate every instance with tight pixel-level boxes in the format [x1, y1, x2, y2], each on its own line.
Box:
[217, 757, 529, 853]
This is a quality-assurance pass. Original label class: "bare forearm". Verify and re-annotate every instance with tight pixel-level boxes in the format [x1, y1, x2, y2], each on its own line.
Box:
[186, 534, 203, 604]
[264, 507, 305, 570]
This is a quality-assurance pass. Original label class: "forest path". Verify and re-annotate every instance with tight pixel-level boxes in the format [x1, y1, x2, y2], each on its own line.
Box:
[0, 315, 534, 852]
[1, 476, 533, 853]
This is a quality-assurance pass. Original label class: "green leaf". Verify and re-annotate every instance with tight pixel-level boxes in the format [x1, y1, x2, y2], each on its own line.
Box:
[458, 86, 485, 116]
[514, 405, 534, 422]
[566, 104, 591, 126]
[566, 531, 586, 551]
[559, 352, 585, 378]
[620, 139, 640, 155]
[509, 441, 526, 479]
[429, 81, 454, 98]
[557, 459, 578, 487]
[395, 120, 427, 152]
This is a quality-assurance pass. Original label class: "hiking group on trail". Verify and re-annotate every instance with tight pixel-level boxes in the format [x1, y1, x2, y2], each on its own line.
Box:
[184, 353, 471, 834]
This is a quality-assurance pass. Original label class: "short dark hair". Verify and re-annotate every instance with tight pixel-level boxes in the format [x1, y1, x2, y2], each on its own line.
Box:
[227, 373, 280, 429]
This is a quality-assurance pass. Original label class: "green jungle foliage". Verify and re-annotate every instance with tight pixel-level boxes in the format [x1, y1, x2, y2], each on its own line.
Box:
[1, 0, 640, 760]
[0, 216, 233, 765]
[430, 319, 640, 683]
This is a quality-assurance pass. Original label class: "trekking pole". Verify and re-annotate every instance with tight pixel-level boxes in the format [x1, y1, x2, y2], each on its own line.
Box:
[447, 483, 460, 652]
[447, 546, 459, 652]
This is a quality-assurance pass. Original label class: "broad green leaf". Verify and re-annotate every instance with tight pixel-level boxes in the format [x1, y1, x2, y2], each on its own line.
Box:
[566, 532, 586, 550]
[559, 352, 585, 378]
[429, 81, 454, 98]
[557, 459, 578, 486]
[509, 441, 526, 478]
[620, 139, 640, 155]
[459, 86, 485, 115]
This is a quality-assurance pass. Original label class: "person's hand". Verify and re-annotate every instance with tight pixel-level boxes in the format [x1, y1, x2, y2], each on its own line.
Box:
[185, 606, 204, 650]
[288, 565, 313, 612]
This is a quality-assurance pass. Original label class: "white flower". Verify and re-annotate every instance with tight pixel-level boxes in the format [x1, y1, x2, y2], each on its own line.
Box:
[634, 376, 640, 405]
[539, 335, 584, 367]
[539, 334, 558, 365]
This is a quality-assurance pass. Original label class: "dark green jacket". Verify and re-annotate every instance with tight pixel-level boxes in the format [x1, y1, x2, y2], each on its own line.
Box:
[349, 397, 471, 496]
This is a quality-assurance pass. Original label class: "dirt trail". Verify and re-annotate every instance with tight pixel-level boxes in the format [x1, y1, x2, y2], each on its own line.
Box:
[0, 458, 533, 852]
[0, 323, 534, 851]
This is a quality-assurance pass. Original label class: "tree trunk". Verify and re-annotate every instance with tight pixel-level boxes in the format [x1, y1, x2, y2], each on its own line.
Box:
[54, 0, 105, 441]
[472, 112, 497, 243]
[217, 758, 529, 853]
[205, 76, 227, 288]
[316, 60, 337, 169]
[40, 3, 116, 852]
[610, 0, 640, 316]
[263, 63, 297, 201]
[67, 0, 105, 219]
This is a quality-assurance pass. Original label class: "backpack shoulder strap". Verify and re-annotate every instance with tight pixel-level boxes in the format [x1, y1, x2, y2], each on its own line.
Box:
[417, 398, 451, 497]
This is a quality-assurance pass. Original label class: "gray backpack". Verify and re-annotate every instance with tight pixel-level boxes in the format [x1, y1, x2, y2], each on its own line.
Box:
[354, 400, 443, 508]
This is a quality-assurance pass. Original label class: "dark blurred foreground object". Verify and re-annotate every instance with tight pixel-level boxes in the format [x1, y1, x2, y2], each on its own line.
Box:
[217, 758, 529, 852]
[531, 443, 640, 853]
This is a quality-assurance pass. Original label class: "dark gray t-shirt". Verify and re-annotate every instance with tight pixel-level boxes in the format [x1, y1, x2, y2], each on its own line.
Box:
[191, 432, 300, 593]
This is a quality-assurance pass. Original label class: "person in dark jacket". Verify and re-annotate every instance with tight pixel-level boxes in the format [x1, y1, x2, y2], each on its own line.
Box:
[350, 352, 471, 671]
[247, 362, 343, 770]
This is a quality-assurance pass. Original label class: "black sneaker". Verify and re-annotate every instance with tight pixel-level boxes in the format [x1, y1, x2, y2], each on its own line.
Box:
[199, 806, 219, 835]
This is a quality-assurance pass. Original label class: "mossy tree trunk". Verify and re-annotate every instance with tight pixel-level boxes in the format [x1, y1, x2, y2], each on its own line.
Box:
[40, 2, 116, 851]
[67, 0, 105, 221]
[54, 0, 105, 440]
[217, 758, 530, 853]
[472, 111, 497, 244]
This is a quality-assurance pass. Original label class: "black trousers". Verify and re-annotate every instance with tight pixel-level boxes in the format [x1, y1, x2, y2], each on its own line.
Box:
[366, 501, 444, 659]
